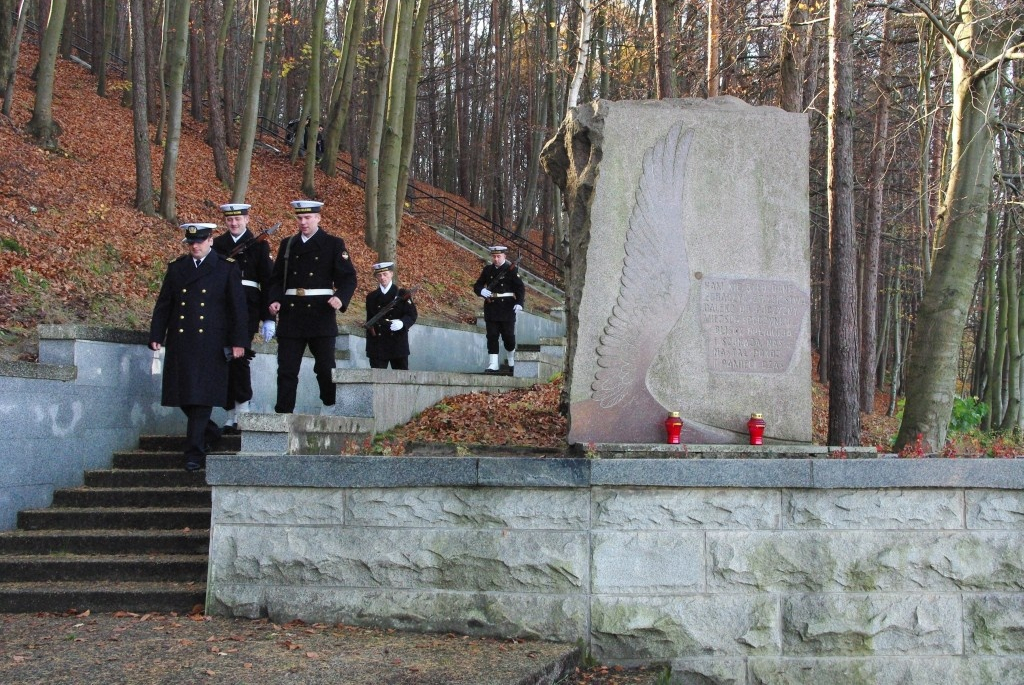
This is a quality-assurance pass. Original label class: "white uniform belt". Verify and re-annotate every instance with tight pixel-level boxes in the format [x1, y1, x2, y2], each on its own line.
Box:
[241, 280, 260, 289]
[284, 288, 333, 296]
[490, 292, 515, 298]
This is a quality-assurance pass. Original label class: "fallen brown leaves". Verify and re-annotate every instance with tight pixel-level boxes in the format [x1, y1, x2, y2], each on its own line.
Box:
[392, 377, 568, 450]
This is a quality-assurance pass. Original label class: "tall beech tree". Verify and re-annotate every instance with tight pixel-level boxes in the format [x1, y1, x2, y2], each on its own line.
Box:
[895, 0, 1020, 450]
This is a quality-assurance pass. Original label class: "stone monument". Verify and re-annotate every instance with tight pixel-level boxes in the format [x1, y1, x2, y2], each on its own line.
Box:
[541, 97, 811, 445]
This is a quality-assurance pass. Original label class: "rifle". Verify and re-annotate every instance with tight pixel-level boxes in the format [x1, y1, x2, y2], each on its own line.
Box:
[228, 222, 282, 259]
[482, 250, 522, 298]
[363, 286, 419, 335]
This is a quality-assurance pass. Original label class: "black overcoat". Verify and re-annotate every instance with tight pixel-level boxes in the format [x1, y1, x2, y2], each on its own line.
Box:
[267, 228, 357, 338]
[473, 262, 526, 322]
[365, 284, 418, 360]
[149, 252, 249, 407]
[212, 230, 274, 339]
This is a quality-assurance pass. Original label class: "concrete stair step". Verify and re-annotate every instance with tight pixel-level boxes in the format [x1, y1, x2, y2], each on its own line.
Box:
[51, 487, 211, 508]
[112, 450, 228, 469]
[0, 553, 208, 582]
[138, 434, 241, 452]
[0, 580, 206, 614]
[85, 469, 208, 487]
[0, 529, 209, 555]
[17, 507, 212, 531]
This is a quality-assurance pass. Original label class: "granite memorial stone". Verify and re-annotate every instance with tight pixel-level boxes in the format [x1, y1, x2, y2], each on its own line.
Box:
[541, 97, 811, 444]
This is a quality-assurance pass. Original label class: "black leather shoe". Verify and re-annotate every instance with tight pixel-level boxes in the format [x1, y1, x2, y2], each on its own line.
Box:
[222, 424, 240, 435]
[185, 460, 203, 472]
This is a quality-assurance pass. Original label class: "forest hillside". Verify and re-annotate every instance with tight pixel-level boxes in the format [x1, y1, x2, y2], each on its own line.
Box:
[0, 44, 492, 361]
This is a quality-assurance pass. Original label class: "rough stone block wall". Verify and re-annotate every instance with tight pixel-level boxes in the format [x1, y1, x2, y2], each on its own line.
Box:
[206, 464, 1024, 684]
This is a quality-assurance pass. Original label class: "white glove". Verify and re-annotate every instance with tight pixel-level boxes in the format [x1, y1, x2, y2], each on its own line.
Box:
[480, 288, 492, 298]
[513, 304, 523, 313]
[389, 319, 404, 332]
[261, 320, 276, 342]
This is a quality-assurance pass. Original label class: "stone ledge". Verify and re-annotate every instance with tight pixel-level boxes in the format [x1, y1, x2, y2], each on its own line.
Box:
[37, 324, 149, 345]
[239, 413, 373, 455]
[0, 360, 77, 381]
[206, 454, 1024, 490]
[331, 367, 537, 388]
[587, 443, 880, 459]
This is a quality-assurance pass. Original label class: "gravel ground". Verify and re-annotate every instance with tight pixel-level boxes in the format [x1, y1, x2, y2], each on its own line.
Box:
[0, 612, 667, 685]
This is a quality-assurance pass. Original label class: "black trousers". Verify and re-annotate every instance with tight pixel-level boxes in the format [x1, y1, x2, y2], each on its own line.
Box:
[180, 405, 221, 461]
[224, 354, 254, 409]
[275, 335, 336, 413]
[369, 356, 409, 370]
[485, 319, 516, 354]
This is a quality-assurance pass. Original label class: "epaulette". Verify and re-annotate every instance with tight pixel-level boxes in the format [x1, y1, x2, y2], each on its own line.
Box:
[171, 254, 189, 264]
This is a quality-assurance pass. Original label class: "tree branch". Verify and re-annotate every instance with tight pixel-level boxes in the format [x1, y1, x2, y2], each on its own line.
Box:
[903, 0, 976, 63]
[972, 43, 1024, 82]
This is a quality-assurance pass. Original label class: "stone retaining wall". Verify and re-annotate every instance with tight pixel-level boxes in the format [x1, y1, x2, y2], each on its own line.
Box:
[206, 454, 1024, 684]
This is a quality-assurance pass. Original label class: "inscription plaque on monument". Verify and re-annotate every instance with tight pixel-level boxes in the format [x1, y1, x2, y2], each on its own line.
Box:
[700, 277, 808, 374]
[541, 97, 812, 445]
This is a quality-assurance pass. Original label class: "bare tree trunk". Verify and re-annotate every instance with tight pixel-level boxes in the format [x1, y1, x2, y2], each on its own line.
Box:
[859, 11, 891, 409]
[825, 0, 860, 446]
[394, 0, 428, 228]
[261, 0, 284, 123]
[157, 0, 191, 222]
[895, 0, 1005, 451]
[154, 0, 170, 143]
[363, 0, 397, 250]
[706, 0, 719, 97]
[566, 0, 593, 109]
[129, 0, 154, 215]
[0, 0, 13, 103]
[27, 0, 68, 150]
[778, 0, 806, 112]
[142, 0, 159, 124]
[1000, 222, 1021, 430]
[2, 0, 30, 117]
[215, 0, 237, 148]
[652, 0, 676, 99]
[321, 0, 366, 176]
[300, 0, 327, 198]
[188, 2, 204, 121]
[231, 0, 271, 201]
[201, 0, 231, 186]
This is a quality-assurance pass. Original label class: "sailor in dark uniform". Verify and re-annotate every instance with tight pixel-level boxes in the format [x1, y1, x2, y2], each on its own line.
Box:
[149, 223, 249, 471]
[211, 203, 274, 433]
[473, 245, 525, 374]
[364, 261, 417, 370]
[267, 200, 358, 413]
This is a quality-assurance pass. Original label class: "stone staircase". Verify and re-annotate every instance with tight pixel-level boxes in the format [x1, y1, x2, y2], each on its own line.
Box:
[0, 434, 234, 614]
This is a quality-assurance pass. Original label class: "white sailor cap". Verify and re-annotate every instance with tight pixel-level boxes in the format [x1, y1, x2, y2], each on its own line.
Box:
[291, 200, 324, 214]
[220, 203, 250, 216]
[372, 261, 394, 274]
[488, 245, 508, 254]
[181, 223, 217, 242]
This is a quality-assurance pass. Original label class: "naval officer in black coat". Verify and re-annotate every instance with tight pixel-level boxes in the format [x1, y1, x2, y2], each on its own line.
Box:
[473, 245, 525, 374]
[364, 261, 417, 370]
[211, 203, 275, 433]
[267, 200, 358, 413]
[149, 223, 249, 471]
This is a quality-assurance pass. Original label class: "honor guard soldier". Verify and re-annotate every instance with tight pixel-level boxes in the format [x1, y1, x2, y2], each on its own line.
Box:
[149, 223, 249, 471]
[473, 246, 525, 374]
[267, 200, 358, 413]
[211, 203, 275, 433]
[364, 261, 417, 370]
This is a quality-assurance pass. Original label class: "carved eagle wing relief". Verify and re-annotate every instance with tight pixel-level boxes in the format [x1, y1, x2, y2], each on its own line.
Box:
[592, 124, 695, 409]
